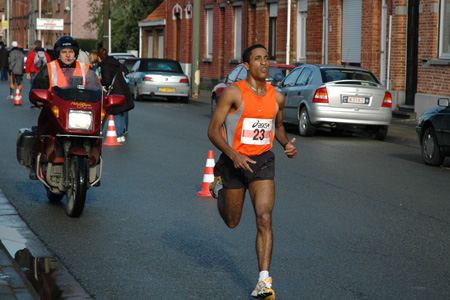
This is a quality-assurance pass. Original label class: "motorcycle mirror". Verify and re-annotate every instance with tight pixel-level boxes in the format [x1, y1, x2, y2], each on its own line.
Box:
[106, 94, 125, 108]
[30, 90, 52, 104]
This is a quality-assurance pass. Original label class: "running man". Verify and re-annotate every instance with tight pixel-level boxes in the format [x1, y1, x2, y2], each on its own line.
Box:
[207, 44, 297, 299]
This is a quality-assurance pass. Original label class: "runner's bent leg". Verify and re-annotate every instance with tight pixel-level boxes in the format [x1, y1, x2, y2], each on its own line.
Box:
[218, 188, 245, 228]
[249, 179, 275, 271]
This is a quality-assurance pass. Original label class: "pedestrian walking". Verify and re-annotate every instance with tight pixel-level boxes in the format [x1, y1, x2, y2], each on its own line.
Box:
[207, 44, 297, 300]
[25, 40, 51, 88]
[0, 41, 9, 81]
[97, 47, 134, 143]
[8, 41, 25, 100]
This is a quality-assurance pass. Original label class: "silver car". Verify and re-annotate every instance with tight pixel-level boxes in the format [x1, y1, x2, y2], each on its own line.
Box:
[277, 64, 393, 140]
[128, 58, 190, 103]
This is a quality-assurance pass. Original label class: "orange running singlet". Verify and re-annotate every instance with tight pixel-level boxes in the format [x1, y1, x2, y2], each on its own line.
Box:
[221, 80, 279, 156]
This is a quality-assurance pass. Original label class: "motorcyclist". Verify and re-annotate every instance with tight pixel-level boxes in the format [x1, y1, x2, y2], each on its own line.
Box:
[28, 36, 92, 179]
[30, 35, 91, 106]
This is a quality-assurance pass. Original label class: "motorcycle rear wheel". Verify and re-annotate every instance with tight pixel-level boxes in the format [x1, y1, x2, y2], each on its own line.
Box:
[65, 155, 88, 218]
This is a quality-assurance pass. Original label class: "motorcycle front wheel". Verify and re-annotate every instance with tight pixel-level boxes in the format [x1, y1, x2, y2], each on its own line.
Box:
[46, 187, 64, 203]
[65, 155, 88, 217]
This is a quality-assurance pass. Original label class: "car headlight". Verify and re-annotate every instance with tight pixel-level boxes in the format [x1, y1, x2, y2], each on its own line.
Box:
[68, 110, 93, 130]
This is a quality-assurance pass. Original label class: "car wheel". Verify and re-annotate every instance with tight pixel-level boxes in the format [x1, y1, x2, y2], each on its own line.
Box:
[211, 95, 218, 116]
[372, 125, 388, 141]
[421, 126, 445, 166]
[134, 85, 142, 101]
[299, 107, 315, 137]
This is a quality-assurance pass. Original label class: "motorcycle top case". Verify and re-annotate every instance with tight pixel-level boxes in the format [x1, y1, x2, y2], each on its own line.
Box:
[17, 128, 37, 167]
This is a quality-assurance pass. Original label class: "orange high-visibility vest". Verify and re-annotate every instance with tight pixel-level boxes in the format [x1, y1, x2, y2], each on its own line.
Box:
[47, 60, 89, 91]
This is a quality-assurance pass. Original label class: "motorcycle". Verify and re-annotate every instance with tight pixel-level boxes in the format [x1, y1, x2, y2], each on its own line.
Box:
[16, 69, 125, 217]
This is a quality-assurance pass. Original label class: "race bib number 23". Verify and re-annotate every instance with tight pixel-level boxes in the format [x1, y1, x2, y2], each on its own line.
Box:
[241, 118, 273, 145]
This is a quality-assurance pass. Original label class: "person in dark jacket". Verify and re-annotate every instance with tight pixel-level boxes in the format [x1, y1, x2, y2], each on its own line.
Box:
[97, 47, 134, 143]
[0, 41, 9, 81]
[8, 41, 25, 100]
[45, 44, 56, 61]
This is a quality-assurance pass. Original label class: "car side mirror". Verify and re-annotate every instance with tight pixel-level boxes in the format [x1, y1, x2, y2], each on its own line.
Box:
[438, 98, 450, 107]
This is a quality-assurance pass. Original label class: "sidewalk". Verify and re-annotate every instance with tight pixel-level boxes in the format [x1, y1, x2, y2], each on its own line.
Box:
[0, 190, 92, 300]
[0, 94, 419, 300]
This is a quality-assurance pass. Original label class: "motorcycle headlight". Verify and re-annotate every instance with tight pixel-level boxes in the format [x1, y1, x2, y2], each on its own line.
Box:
[68, 110, 93, 130]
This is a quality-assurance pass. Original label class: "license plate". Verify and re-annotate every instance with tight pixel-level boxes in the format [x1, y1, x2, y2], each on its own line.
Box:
[158, 87, 175, 93]
[343, 96, 369, 104]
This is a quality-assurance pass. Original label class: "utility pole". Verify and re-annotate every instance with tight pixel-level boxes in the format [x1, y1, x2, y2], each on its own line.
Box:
[191, 0, 201, 98]
[103, 0, 110, 51]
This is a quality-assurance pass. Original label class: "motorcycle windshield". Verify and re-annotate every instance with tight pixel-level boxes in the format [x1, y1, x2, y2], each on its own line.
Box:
[52, 69, 103, 103]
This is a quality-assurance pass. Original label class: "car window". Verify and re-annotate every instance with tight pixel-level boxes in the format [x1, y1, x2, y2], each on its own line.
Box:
[236, 67, 248, 81]
[131, 60, 140, 72]
[268, 67, 291, 82]
[322, 69, 379, 83]
[282, 68, 302, 87]
[295, 67, 313, 86]
[226, 65, 243, 83]
[145, 61, 182, 73]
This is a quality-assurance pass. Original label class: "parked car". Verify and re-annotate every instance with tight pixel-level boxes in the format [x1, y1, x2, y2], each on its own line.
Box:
[210, 63, 295, 115]
[110, 53, 138, 73]
[277, 64, 393, 140]
[116, 57, 138, 73]
[110, 52, 136, 59]
[127, 58, 190, 103]
[416, 98, 450, 166]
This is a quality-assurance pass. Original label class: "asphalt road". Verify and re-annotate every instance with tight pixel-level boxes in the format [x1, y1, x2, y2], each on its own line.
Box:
[0, 79, 449, 299]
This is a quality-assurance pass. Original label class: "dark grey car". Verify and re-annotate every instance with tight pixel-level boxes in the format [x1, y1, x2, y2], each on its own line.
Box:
[416, 98, 450, 166]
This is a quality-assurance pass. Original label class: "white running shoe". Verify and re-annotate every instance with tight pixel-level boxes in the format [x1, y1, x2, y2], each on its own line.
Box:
[251, 277, 275, 299]
[209, 176, 222, 199]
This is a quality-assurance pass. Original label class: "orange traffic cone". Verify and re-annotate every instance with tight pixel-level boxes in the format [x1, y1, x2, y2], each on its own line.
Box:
[197, 150, 215, 197]
[103, 115, 122, 146]
[13, 89, 22, 106]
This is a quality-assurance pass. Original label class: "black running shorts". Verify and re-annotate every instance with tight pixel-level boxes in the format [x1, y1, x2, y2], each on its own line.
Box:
[214, 150, 275, 189]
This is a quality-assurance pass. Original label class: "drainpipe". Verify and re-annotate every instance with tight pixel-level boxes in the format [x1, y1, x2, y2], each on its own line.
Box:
[322, 0, 328, 64]
[386, 0, 393, 90]
[380, 0, 387, 86]
[191, 0, 201, 98]
[286, 0, 291, 65]
[70, 0, 73, 37]
[139, 27, 142, 58]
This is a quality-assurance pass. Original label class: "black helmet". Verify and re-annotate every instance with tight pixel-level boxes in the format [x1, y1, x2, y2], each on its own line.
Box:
[54, 35, 79, 59]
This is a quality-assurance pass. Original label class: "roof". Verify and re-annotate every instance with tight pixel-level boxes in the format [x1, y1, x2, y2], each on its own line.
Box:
[143, 0, 167, 22]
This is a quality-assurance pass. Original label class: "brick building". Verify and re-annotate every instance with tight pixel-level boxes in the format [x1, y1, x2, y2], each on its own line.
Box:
[5, 0, 97, 50]
[141, 0, 412, 109]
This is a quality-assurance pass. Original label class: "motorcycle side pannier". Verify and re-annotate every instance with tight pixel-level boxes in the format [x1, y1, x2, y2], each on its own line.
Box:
[16, 128, 37, 167]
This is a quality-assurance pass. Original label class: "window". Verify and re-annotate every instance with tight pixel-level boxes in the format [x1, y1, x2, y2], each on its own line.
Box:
[282, 68, 303, 87]
[297, 0, 307, 63]
[206, 8, 213, 59]
[439, 0, 450, 59]
[268, 3, 278, 60]
[234, 6, 242, 60]
[226, 65, 244, 83]
[158, 30, 164, 58]
[342, 0, 362, 65]
[296, 68, 312, 86]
